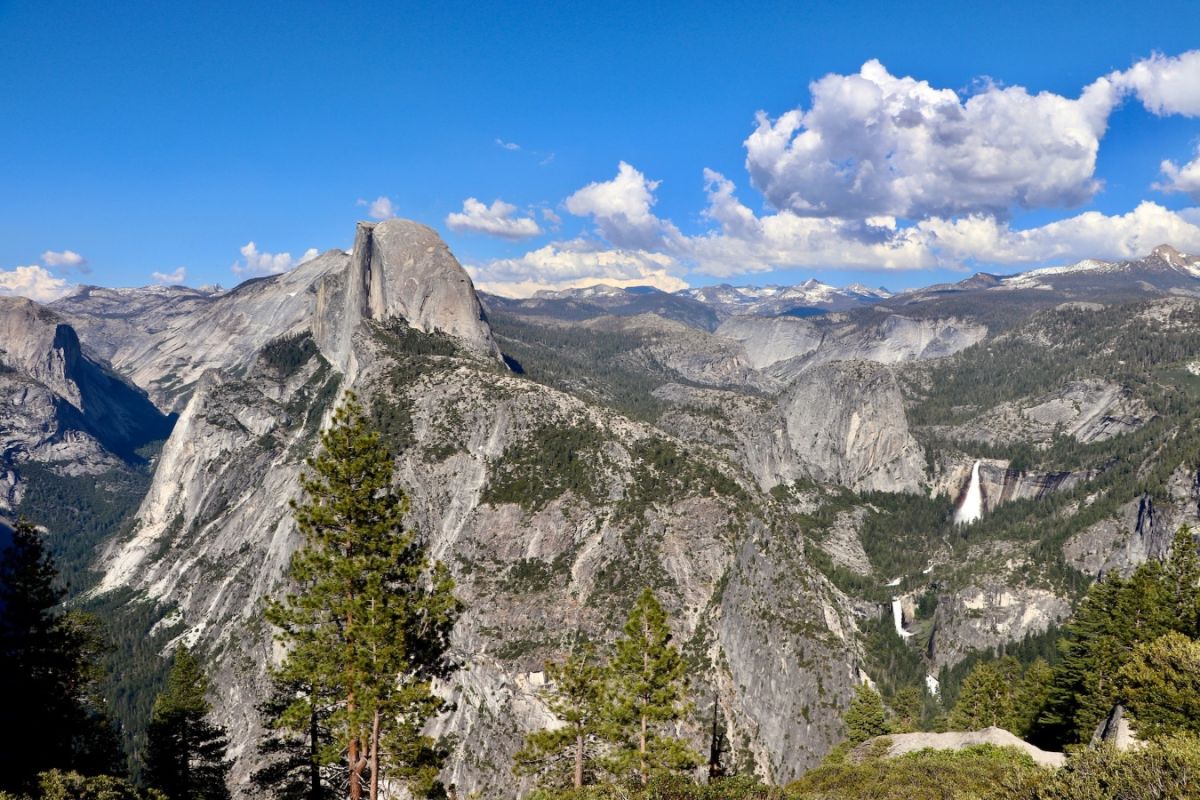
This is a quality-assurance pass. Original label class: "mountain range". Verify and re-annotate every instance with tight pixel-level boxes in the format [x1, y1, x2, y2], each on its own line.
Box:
[4, 221, 1200, 795]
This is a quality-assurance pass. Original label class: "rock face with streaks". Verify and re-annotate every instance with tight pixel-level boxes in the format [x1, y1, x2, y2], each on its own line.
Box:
[0, 296, 173, 508]
[779, 361, 926, 493]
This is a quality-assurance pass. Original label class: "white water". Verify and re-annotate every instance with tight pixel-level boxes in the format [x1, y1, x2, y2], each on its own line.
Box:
[954, 460, 984, 525]
[925, 673, 941, 696]
[891, 597, 913, 639]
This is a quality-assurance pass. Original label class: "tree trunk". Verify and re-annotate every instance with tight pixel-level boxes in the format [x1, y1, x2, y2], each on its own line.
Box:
[574, 730, 584, 789]
[640, 648, 649, 786]
[309, 696, 321, 800]
[349, 735, 363, 800]
[369, 709, 381, 800]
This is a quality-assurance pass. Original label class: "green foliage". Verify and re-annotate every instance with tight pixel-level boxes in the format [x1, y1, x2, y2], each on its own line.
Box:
[251, 675, 342, 800]
[267, 393, 460, 797]
[31, 770, 166, 800]
[947, 657, 1052, 738]
[1034, 737, 1200, 800]
[260, 333, 319, 379]
[481, 421, 608, 512]
[604, 589, 703, 784]
[843, 684, 888, 744]
[786, 745, 1048, 800]
[515, 645, 609, 789]
[1040, 527, 1200, 745]
[142, 648, 231, 800]
[1117, 632, 1200, 739]
[526, 772, 781, 800]
[489, 313, 673, 422]
[0, 521, 124, 794]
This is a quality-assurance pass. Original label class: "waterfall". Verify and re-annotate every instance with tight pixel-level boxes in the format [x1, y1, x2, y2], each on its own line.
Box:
[925, 673, 941, 696]
[891, 597, 913, 639]
[954, 460, 984, 525]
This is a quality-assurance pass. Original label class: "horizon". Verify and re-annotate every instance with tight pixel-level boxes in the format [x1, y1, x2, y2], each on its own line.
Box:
[3, 1, 1200, 300]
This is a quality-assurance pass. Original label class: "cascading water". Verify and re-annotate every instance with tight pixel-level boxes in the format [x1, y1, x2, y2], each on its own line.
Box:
[891, 597, 913, 639]
[954, 459, 984, 525]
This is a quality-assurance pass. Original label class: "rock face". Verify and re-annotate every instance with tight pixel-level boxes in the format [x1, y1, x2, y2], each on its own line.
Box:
[0, 297, 173, 508]
[55, 219, 500, 411]
[780, 361, 926, 493]
[92, 220, 860, 795]
[717, 314, 986, 377]
[856, 727, 1065, 769]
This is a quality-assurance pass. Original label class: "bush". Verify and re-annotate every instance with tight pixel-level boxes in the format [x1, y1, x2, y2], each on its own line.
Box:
[1035, 737, 1200, 800]
[785, 745, 1048, 800]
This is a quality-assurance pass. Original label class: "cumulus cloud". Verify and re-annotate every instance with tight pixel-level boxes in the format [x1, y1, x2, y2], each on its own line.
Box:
[40, 249, 89, 273]
[151, 266, 187, 285]
[357, 196, 397, 220]
[917, 201, 1200, 265]
[445, 198, 542, 240]
[0, 265, 73, 302]
[744, 59, 1117, 220]
[565, 162, 680, 248]
[1111, 50, 1200, 117]
[468, 239, 687, 297]
[232, 242, 319, 278]
[1156, 148, 1200, 201]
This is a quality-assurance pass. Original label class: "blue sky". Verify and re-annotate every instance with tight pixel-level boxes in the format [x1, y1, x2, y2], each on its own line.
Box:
[2, 0, 1200, 299]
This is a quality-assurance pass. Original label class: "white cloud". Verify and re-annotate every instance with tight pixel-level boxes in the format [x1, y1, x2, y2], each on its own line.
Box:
[151, 266, 187, 285]
[40, 249, 89, 273]
[495, 138, 521, 151]
[445, 198, 542, 240]
[357, 196, 397, 220]
[565, 162, 680, 248]
[1156, 148, 1200, 201]
[0, 265, 73, 302]
[232, 242, 319, 278]
[917, 201, 1200, 265]
[469, 239, 687, 297]
[1111, 50, 1200, 117]
[744, 59, 1117, 221]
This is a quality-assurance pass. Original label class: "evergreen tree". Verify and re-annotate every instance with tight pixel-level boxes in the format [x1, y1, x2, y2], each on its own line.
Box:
[0, 520, 123, 793]
[1037, 527, 1200, 745]
[514, 644, 608, 789]
[844, 684, 888, 744]
[1118, 631, 1200, 739]
[143, 647, 231, 800]
[604, 589, 701, 785]
[947, 658, 1020, 732]
[251, 675, 343, 800]
[888, 687, 923, 734]
[266, 393, 459, 800]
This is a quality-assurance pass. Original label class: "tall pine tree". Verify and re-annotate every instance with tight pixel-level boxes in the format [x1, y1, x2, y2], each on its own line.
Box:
[604, 589, 701, 785]
[843, 684, 888, 744]
[143, 647, 231, 800]
[251, 674, 343, 800]
[0, 520, 123, 793]
[266, 393, 459, 800]
[514, 644, 608, 790]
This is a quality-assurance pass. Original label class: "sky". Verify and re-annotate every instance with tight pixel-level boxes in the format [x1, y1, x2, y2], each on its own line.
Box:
[2, 0, 1200, 301]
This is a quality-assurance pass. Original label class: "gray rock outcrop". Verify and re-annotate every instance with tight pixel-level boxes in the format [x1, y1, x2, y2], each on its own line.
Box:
[855, 727, 1065, 769]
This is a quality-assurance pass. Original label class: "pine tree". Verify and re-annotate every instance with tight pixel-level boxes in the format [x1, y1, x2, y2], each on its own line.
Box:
[251, 675, 343, 800]
[514, 644, 608, 789]
[0, 520, 123, 793]
[947, 658, 1021, 732]
[143, 647, 231, 800]
[888, 687, 923, 734]
[1118, 631, 1200, 739]
[844, 684, 888, 744]
[266, 393, 459, 800]
[604, 589, 701, 785]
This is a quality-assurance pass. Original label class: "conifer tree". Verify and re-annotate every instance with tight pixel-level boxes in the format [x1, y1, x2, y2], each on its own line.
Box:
[604, 589, 701, 785]
[947, 658, 1021, 731]
[143, 647, 231, 800]
[266, 393, 459, 800]
[844, 684, 888, 744]
[0, 520, 123, 793]
[1118, 631, 1200, 739]
[251, 675, 343, 800]
[514, 644, 608, 789]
